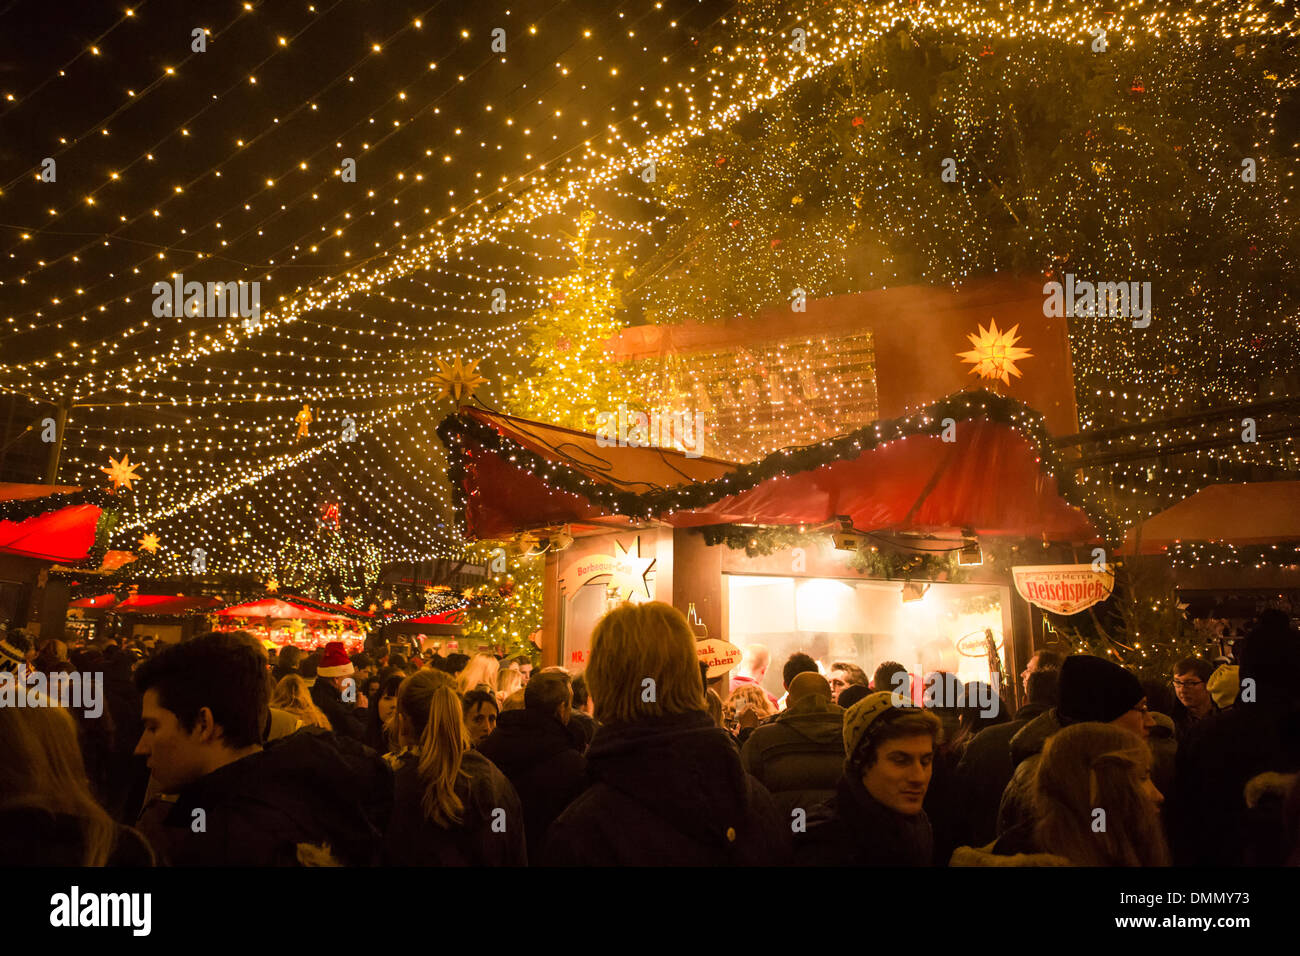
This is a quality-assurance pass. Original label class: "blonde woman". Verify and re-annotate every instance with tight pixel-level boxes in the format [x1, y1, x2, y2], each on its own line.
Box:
[951, 722, 1169, 866]
[497, 663, 524, 704]
[541, 602, 790, 865]
[724, 683, 775, 740]
[270, 674, 332, 731]
[0, 689, 154, 865]
[383, 669, 526, 865]
[456, 653, 500, 696]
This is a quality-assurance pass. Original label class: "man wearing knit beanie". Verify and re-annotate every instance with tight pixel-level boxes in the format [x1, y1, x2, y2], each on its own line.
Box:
[795, 692, 944, 866]
[995, 654, 1152, 838]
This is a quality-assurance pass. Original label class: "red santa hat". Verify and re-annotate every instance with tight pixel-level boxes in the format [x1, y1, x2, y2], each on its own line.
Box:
[316, 641, 354, 678]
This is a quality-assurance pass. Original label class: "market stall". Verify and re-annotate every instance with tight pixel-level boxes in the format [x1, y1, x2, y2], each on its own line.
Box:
[439, 388, 1106, 707]
[0, 484, 113, 638]
[205, 594, 374, 654]
[1122, 481, 1300, 647]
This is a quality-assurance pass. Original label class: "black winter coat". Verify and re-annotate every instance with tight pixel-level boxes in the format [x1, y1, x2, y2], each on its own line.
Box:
[477, 709, 588, 859]
[1172, 698, 1300, 865]
[143, 729, 392, 866]
[953, 703, 1050, 847]
[795, 772, 934, 866]
[310, 679, 366, 741]
[383, 749, 527, 866]
[542, 710, 792, 866]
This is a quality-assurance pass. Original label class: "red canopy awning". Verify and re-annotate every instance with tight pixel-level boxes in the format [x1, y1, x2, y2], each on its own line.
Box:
[69, 593, 119, 609]
[1123, 482, 1300, 554]
[397, 609, 465, 626]
[214, 595, 372, 621]
[438, 389, 1101, 543]
[117, 594, 222, 615]
[0, 484, 106, 564]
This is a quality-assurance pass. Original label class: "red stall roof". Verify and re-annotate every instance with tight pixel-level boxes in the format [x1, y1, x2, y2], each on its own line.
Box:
[1123, 482, 1300, 554]
[438, 389, 1101, 543]
[214, 595, 373, 621]
[69, 593, 118, 609]
[0, 484, 106, 564]
[118, 594, 222, 615]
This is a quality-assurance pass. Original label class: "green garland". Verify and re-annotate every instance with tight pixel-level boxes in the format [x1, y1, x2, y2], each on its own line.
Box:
[847, 547, 965, 582]
[439, 388, 1109, 539]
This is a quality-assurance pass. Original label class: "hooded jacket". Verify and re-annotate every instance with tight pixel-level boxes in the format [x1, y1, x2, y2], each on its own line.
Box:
[949, 824, 1072, 868]
[740, 693, 844, 816]
[477, 708, 588, 859]
[541, 710, 791, 866]
[143, 728, 392, 866]
[795, 771, 934, 866]
[383, 748, 527, 866]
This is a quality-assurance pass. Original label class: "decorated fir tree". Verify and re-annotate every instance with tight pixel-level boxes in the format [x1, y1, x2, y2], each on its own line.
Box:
[507, 210, 631, 432]
[1049, 559, 1214, 685]
[459, 542, 543, 662]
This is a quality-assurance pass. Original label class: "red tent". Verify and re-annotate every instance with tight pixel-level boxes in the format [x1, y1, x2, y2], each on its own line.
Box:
[117, 594, 221, 615]
[68, 593, 119, 609]
[214, 596, 373, 621]
[0, 484, 106, 564]
[1123, 482, 1300, 554]
[438, 389, 1101, 543]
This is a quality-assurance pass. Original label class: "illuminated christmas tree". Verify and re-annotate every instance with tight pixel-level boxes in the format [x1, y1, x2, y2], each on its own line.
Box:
[635, 1, 1300, 530]
[507, 210, 632, 432]
[460, 543, 543, 662]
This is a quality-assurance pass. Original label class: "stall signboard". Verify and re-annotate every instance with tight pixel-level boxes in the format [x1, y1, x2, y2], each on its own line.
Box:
[564, 536, 655, 600]
[697, 637, 743, 678]
[1012, 564, 1114, 615]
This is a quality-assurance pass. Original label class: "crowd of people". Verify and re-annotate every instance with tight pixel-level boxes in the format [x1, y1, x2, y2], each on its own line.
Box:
[2, 602, 1298, 867]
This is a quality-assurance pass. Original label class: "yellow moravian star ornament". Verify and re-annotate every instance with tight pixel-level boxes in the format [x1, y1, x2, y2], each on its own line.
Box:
[430, 355, 487, 403]
[101, 454, 143, 491]
[958, 320, 1033, 386]
[138, 533, 160, 554]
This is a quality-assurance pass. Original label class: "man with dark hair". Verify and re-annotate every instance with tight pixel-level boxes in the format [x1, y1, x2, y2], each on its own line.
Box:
[772, 651, 821, 712]
[828, 662, 869, 704]
[873, 661, 910, 702]
[954, 667, 1060, 847]
[444, 652, 470, 676]
[133, 631, 392, 865]
[1019, 649, 1064, 698]
[782, 652, 819, 689]
[796, 692, 942, 865]
[478, 670, 588, 860]
[1170, 656, 1216, 738]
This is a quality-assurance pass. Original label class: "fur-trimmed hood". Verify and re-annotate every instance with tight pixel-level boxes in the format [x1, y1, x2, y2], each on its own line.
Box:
[1244, 770, 1298, 809]
[949, 843, 1072, 867]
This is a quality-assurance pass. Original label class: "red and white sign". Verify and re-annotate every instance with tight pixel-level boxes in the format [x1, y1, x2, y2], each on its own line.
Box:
[1012, 564, 1114, 615]
[696, 637, 743, 678]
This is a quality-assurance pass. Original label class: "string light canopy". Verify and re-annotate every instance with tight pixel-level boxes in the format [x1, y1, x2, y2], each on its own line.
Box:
[0, 0, 1293, 584]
